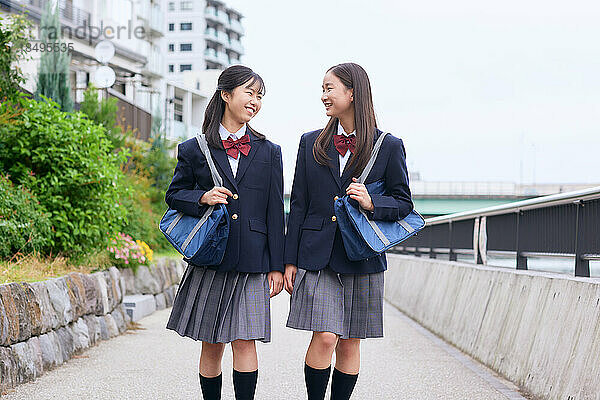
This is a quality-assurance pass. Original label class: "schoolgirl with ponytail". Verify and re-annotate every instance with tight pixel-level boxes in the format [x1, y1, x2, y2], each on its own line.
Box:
[284, 63, 414, 399]
[165, 65, 285, 400]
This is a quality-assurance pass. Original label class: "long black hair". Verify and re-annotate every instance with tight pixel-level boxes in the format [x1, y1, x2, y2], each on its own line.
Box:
[202, 65, 266, 149]
[313, 63, 377, 176]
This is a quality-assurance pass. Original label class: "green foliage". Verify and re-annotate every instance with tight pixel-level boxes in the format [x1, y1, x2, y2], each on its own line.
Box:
[0, 97, 128, 255]
[0, 175, 52, 259]
[0, 14, 32, 102]
[35, 2, 73, 112]
[79, 84, 126, 150]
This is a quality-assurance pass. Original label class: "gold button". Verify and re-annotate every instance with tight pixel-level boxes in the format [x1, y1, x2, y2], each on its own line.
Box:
[232, 194, 239, 200]
[334, 196, 339, 201]
[331, 215, 337, 222]
[232, 214, 238, 220]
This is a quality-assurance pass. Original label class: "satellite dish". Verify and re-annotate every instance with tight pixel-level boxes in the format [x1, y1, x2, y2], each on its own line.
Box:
[93, 66, 116, 88]
[95, 40, 115, 63]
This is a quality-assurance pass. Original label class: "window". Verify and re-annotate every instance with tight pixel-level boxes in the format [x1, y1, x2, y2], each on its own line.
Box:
[180, 1, 193, 11]
[168, 64, 174, 73]
[168, 43, 174, 52]
[168, 2, 175, 11]
[168, 23, 174, 31]
[180, 43, 192, 51]
[180, 64, 192, 72]
[180, 22, 192, 31]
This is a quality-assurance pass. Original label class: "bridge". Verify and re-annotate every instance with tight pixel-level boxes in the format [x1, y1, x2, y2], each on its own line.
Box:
[2, 187, 599, 399]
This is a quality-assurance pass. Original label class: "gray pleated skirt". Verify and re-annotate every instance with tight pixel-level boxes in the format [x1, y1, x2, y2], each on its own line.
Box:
[166, 264, 271, 344]
[286, 267, 384, 339]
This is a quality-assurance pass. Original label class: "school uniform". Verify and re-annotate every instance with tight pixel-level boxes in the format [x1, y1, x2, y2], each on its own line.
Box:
[285, 124, 413, 339]
[165, 125, 284, 344]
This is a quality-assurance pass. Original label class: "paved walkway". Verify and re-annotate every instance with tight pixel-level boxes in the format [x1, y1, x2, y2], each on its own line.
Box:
[2, 294, 527, 399]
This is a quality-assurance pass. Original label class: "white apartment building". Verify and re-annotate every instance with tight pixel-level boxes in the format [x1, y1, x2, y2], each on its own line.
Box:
[164, 0, 244, 83]
[162, 0, 245, 140]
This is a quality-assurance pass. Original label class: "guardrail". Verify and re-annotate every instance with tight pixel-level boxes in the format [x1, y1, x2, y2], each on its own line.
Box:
[392, 186, 600, 277]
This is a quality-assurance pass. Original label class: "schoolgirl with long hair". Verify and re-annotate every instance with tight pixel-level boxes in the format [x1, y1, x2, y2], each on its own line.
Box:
[284, 63, 414, 399]
[165, 65, 285, 400]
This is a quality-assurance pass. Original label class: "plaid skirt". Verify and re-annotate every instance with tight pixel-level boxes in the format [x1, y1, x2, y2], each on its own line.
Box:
[166, 265, 270, 343]
[286, 267, 384, 339]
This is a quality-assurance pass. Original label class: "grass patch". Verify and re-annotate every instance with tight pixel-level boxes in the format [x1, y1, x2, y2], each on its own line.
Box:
[0, 251, 112, 284]
[153, 249, 181, 259]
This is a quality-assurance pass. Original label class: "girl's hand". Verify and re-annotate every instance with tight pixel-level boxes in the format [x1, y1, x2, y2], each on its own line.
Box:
[200, 186, 233, 205]
[268, 271, 284, 298]
[346, 177, 374, 211]
[284, 264, 297, 294]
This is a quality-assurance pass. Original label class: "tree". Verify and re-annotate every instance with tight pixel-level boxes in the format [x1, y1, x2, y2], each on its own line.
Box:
[34, 1, 73, 112]
[80, 84, 125, 150]
[0, 14, 32, 102]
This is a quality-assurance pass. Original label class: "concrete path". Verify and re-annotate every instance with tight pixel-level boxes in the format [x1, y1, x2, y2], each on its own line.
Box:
[2, 294, 527, 399]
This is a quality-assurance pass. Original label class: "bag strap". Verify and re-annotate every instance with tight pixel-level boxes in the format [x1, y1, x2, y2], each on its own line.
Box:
[358, 132, 388, 183]
[196, 134, 223, 187]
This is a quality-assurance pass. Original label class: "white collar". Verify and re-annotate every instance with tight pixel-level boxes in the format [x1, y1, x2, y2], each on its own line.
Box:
[337, 121, 356, 137]
[219, 123, 247, 141]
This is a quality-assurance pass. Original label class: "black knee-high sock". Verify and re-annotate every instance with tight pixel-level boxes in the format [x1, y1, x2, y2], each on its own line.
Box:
[305, 363, 331, 400]
[233, 369, 258, 400]
[199, 373, 222, 400]
[330, 368, 358, 400]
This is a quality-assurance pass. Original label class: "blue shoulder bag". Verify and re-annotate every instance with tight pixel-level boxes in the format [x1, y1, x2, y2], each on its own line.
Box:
[159, 134, 230, 266]
[334, 132, 425, 261]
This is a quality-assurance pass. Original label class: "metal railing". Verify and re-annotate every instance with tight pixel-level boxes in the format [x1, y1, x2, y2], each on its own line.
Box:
[393, 186, 600, 277]
[27, 0, 91, 27]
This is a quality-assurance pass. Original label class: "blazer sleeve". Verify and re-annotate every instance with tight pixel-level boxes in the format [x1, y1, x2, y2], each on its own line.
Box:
[164, 143, 208, 217]
[283, 135, 308, 266]
[267, 144, 285, 272]
[369, 138, 414, 221]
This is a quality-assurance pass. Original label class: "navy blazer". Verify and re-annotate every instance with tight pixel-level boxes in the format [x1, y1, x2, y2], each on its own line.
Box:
[284, 129, 413, 274]
[165, 128, 284, 273]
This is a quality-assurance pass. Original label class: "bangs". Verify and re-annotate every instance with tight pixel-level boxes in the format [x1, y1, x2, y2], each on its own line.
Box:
[244, 74, 266, 95]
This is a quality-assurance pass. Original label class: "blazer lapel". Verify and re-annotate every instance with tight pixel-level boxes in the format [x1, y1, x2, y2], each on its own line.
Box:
[235, 127, 261, 184]
[327, 137, 342, 190]
[211, 147, 238, 191]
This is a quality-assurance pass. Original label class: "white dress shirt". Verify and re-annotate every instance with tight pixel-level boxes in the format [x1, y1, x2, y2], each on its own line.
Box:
[219, 123, 247, 177]
[336, 122, 356, 176]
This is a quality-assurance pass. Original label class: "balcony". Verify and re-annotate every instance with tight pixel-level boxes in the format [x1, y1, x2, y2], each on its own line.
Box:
[204, 28, 219, 43]
[228, 39, 244, 55]
[143, 49, 163, 78]
[228, 19, 244, 35]
[149, 5, 164, 37]
[204, 48, 219, 64]
[204, 6, 219, 23]
[217, 51, 229, 66]
[26, 0, 91, 27]
[205, 28, 228, 46]
[217, 9, 229, 25]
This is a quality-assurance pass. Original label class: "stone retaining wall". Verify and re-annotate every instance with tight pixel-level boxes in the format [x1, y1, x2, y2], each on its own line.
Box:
[119, 257, 185, 312]
[384, 254, 600, 400]
[0, 257, 185, 394]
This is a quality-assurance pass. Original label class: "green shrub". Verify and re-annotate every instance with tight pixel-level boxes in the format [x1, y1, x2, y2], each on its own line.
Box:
[79, 84, 125, 151]
[0, 175, 52, 259]
[0, 97, 128, 255]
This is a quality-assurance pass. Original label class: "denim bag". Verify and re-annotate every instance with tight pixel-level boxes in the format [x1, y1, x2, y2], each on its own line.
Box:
[334, 132, 425, 261]
[159, 134, 229, 266]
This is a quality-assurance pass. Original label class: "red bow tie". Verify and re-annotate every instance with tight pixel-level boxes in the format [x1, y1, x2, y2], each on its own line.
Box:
[333, 134, 356, 156]
[222, 134, 251, 159]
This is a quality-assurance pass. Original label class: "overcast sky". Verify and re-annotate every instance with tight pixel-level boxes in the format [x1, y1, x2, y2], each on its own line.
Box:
[224, 0, 600, 190]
